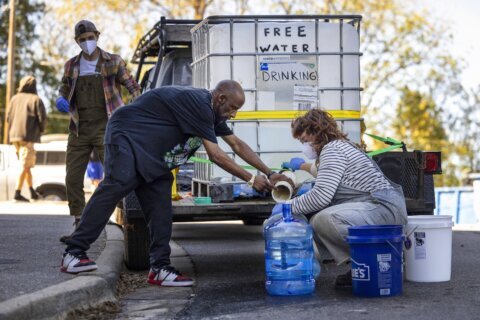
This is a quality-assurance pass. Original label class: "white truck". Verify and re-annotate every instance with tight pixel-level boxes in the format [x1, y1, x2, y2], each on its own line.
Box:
[121, 15, 442, 270]
[0, 138, 92, 201]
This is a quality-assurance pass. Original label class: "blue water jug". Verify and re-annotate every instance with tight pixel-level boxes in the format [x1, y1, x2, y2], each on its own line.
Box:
[264, 203, 316, 295]
[264, 205, 321, 279]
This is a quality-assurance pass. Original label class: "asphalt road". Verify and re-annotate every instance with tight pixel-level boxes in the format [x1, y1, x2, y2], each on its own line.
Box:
[3, 201, 479, 319]
[170, 222, 480, 320]
[0, 211, 105, 302]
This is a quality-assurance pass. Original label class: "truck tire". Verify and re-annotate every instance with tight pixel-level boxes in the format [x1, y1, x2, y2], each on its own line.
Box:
[124, 217, 150, 270]
[38, 186, 67, 201]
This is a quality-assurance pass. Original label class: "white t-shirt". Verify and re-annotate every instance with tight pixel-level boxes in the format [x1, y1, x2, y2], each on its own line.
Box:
[79, 56, 100, 76]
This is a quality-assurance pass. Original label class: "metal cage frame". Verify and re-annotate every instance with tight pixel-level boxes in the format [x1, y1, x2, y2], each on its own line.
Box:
[191, 15, 363, 183]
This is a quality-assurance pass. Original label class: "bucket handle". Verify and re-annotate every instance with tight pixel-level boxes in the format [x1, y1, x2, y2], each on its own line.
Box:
[405, 225, 419, 239]
[403, 225, 419, 251]
[385, 240, 403, 259]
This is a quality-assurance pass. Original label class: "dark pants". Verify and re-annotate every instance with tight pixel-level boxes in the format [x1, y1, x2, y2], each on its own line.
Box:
[66, 143, 174, 268]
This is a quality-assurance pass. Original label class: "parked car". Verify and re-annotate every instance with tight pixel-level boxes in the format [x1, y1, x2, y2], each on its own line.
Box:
[0, 139, 92, 201]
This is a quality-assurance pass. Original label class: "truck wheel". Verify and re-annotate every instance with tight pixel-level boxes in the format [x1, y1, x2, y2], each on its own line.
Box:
[124, 217, 150, 270]
[39, 186, 67, 201]
[242, 218, 265, 226]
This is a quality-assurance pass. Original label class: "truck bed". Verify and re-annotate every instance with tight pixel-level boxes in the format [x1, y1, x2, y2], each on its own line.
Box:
[171, 196, 275, 221]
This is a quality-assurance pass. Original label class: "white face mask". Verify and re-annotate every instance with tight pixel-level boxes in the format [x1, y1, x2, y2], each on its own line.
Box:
[79, 40, 97, 56]
[302, 142, 318, 160]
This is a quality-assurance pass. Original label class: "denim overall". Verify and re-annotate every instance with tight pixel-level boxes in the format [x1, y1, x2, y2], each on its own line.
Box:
[310, 142, 408, 264]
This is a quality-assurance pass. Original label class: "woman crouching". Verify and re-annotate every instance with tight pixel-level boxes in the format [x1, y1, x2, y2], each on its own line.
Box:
[282, 109, 408, 286]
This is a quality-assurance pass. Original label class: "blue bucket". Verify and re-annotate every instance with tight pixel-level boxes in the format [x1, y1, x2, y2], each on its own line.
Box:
[346, 225, 404, 297]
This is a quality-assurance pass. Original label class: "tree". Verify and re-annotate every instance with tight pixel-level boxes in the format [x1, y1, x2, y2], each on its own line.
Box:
[392, 88, 458, 186]
[266, 0, 464, 119]
[265, 0, 473, 185]
[148, 0, 214, 19]
[1, 0, 223, 140]
[449, 86, 480, 177]
[42, 0, 218, 61]
[0, 0, 63, 141]
[7, 0, 477, 186]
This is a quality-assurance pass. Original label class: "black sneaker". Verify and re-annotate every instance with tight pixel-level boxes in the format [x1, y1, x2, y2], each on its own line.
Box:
[14, 191, 29, 202]
[335, 270, 352, 287]
[30, 187, 39, 200]
[148, 266, 194, 287]
[61, 252, 98, 274]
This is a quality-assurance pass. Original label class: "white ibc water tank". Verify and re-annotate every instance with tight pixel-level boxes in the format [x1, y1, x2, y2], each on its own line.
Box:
[202, 20, 361, 111]
[191, 16, 363, 180]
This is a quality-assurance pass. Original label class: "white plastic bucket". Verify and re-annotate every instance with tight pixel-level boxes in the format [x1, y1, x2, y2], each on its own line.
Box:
[404, 215, 454, 282]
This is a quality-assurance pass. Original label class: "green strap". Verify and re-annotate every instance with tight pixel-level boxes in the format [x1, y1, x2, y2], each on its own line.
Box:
[366, 144, 403, 157]
[365, 133, 402, 146]
[365, 132, 404, 157]
[189, 156, 282, 171]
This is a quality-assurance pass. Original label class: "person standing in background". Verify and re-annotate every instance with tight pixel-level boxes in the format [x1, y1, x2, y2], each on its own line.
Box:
[56, 20, 141, 243]
[7, 75, 47, 202]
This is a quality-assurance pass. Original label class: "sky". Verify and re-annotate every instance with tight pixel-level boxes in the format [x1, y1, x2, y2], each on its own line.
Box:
[423, 0, 480, 90]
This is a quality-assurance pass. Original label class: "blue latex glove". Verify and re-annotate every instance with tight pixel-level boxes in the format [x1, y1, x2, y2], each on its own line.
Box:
[272, 203, 283, 215]
[56, 97, 70, 113]
[87, 161, 104, 180]
[281, 157, 305, 171]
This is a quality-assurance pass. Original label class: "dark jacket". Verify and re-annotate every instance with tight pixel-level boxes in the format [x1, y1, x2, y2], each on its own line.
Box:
[7, 77, 47, 143]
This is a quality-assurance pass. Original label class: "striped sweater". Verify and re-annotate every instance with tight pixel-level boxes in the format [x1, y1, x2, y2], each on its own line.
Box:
[291, 139, 393, 215]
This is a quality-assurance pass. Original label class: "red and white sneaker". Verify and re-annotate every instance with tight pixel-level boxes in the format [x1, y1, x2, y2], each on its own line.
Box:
[61, 252, 98, 274]
[148, 266, 194, 287]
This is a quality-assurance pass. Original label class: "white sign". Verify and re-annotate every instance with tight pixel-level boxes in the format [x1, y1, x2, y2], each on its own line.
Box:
[258, 55, 318, 110]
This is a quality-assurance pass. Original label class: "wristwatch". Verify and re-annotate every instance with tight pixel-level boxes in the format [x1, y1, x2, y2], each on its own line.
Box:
[247, 174, 255, 187]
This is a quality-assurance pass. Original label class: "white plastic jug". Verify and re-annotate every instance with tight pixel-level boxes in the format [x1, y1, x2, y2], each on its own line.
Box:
[404, 215, 454, 282]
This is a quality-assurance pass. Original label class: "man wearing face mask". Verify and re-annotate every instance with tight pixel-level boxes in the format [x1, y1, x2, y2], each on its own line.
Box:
[60, 81, 292, 286]
[56, 20, 141, 243]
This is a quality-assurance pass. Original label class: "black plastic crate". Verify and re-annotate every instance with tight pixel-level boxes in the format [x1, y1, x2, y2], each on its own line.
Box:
[373, 151, 435, 214]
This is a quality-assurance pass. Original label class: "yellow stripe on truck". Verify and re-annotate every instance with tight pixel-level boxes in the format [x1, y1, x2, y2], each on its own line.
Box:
[234, 110, 361, 120]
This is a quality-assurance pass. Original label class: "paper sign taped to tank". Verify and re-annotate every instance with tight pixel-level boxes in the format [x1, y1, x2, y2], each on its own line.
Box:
[258, 55, 318, 110]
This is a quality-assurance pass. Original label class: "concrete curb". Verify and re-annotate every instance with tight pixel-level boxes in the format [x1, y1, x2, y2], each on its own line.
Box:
[0, 225, 125, 320]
